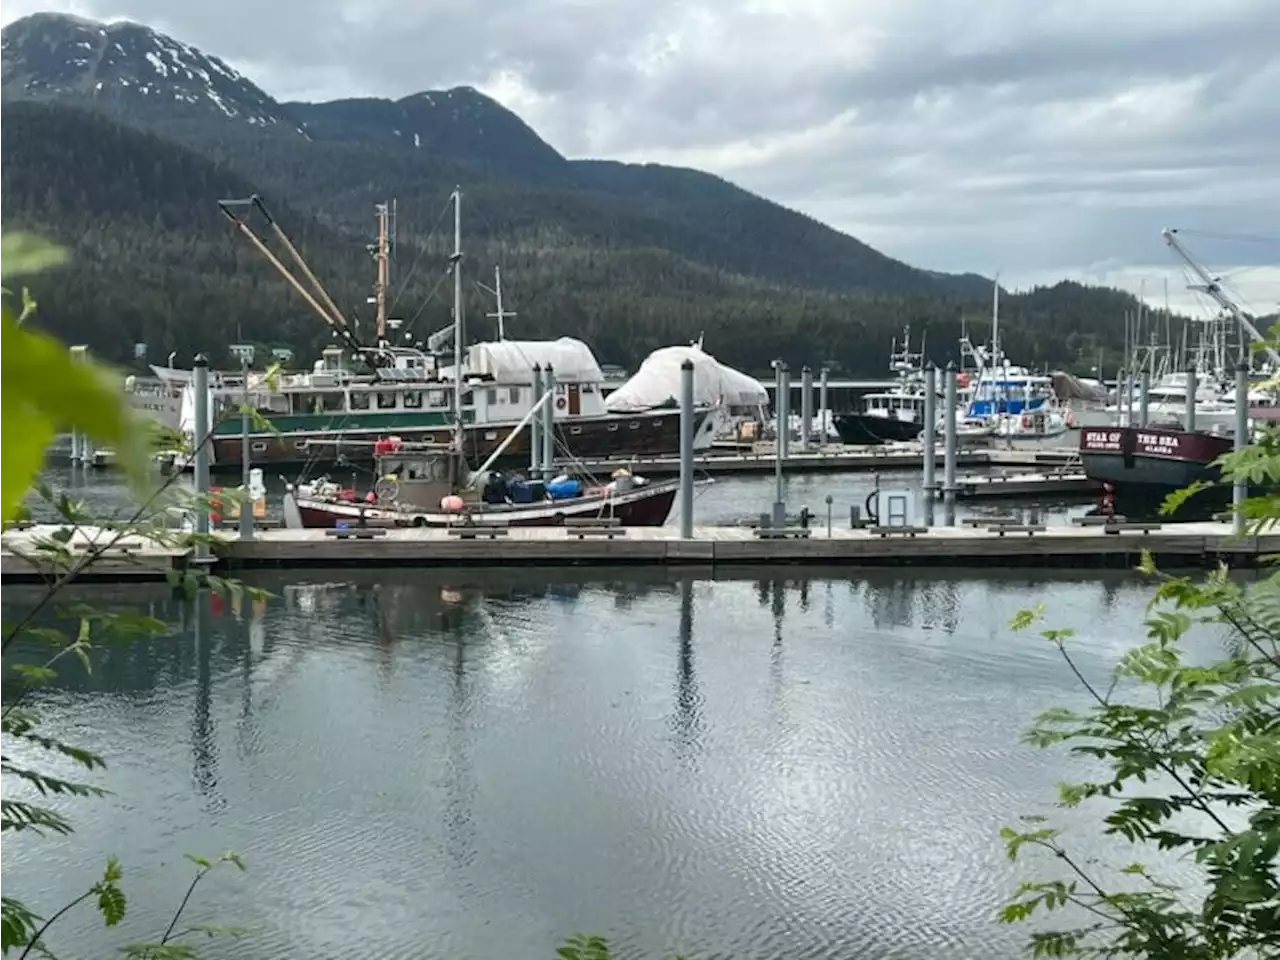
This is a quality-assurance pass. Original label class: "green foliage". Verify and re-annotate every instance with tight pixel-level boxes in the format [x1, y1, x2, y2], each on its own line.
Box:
[1001, 433, 1280, 956]
[1, 284, 263, 957]
[1, 234, 147, 524]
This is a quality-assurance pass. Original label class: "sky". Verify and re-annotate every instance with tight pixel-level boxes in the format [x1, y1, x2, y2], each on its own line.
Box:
[4, 0, 1278, 315]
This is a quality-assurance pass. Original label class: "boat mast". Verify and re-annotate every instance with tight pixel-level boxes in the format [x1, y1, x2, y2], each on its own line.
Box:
[374, 202, 390, 343]
[991, 274, 1000, 366]
[485, 265, 517, 340]
[451, 187, 464, 450]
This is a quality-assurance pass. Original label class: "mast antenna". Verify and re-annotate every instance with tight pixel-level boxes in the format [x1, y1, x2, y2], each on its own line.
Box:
[484, 266, 517, 340]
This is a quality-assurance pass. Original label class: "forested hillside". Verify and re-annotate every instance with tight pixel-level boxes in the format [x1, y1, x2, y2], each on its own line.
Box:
[0, 12, 1154, 375]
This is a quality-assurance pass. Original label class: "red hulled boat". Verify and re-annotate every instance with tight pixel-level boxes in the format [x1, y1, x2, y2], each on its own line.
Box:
[283, 436, 682, 529]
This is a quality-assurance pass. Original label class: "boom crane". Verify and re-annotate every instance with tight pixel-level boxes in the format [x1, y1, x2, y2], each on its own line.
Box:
[217, 194, 377, 365]
[1162, 227, 1280, 368]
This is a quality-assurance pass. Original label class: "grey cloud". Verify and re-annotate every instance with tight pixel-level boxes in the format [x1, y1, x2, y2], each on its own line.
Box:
[6, 0, 1277, 289]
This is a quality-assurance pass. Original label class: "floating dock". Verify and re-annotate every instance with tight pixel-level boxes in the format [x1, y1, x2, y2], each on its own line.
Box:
[944, 470, 1098, 500]
[2, 521, 1270, 584]
[565, 445, 1081, 478]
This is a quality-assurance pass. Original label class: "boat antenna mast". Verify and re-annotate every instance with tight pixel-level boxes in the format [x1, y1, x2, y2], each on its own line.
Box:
[371, 201, 391, 344]
[217, 194, 374, 363]
[1162, 228, 1280, 368]
[476, 265, 516, 340]
[450, 187, 465, 453]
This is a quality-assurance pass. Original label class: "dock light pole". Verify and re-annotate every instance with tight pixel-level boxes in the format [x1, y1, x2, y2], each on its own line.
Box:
[779, 364, 791, 460]
[230, 344, 256, 540]
[922, 365, 938, 527]
[192, 355, 212, 563]
[679, 359, 695, 539]
[1138, 369, 1150, 428]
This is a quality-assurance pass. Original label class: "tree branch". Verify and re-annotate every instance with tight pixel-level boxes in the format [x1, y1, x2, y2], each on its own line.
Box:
[16, 889, 94, 960]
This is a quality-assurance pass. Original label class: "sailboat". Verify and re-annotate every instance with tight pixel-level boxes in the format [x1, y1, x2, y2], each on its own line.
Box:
[282, 189, 683, 530]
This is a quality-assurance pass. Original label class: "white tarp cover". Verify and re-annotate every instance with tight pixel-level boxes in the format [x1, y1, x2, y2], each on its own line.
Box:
[606, 345, 768, 412]
[466, 338, 605, 383]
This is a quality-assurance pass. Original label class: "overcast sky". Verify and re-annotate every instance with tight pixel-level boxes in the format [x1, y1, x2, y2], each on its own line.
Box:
[5, 0, 1278, 313]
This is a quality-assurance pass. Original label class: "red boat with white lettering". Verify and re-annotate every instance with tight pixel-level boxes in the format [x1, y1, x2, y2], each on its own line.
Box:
[1078, 425, 1234, 517]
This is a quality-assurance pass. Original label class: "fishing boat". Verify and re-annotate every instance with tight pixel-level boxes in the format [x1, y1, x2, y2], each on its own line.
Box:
[281, 187, 690, 530]
[1078, 425, 1234, 518]
[188, 193, 716, 471]
[283, 436, 679, 529]
[833, 326, 936, 445]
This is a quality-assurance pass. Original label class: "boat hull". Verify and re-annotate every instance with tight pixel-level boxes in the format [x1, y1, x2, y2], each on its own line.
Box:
[833, 413, 922, 445]
[211, 408, 711, 471]
[290, 481, 680, 530]
[1079, 425, 1233, 519]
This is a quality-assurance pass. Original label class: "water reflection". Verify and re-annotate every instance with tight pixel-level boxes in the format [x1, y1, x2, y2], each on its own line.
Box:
[3, 567, 1219, 960]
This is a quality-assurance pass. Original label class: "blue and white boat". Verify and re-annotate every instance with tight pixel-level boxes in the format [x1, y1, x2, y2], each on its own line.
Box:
[955, 281, 1068, 440]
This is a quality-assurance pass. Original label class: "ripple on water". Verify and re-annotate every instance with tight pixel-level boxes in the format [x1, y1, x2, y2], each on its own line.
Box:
[1, 571, 1162, 960]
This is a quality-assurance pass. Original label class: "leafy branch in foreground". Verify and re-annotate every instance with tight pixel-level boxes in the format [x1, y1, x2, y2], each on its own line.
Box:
[1008, 563, 1280, 957]
[2, 232, 254, 957]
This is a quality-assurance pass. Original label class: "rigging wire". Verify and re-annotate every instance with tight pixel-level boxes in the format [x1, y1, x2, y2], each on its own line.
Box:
[388, 192, 457, 317]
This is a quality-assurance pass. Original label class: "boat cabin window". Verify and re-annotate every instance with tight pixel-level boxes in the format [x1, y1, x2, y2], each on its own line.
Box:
[349, 391, 371, 411]
[403, 391, 423, 409]
[427, 389, 448, 408]
[487, 388, 499, 406]
[386, 456, 451, 482]
[509, 387, 521, 404]
[462, 390, 474, 407]
[304, 392, 346, 414]
[377, 392, 398, 410]
[583, 384, 596, 394]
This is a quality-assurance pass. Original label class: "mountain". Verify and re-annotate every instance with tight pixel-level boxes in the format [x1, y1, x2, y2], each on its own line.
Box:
[0, 11, 1144, 374]
[0, 12, 298, 132]
[285, 88, 567, 181]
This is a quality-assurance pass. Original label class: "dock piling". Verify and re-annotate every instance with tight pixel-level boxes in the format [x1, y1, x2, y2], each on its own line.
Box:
[819, 366, 830, 444]
[922, 364, 938, 526]
[530, 363, 543, 477]
[1234, 363, 1248, 536]
[1138, 370, 1150, 428]
[542, 363, 555, 481]
[800, 366, 813, 453]
[943, 362, 958, 526]
[679, 359, 695, 539]
[232, 344, 256, 541]
[1184, 365, 1197, 432]
[193, 355, 212, 564]
[772, 361, 787, 525]
[778, 363, 791, 461]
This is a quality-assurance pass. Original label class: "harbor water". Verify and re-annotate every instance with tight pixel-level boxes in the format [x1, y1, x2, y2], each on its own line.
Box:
[1, 565, 1228, 959]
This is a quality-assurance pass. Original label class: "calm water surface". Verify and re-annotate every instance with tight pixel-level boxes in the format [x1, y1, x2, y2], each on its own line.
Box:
[33, 463, 1094, 528]
[2, 567, 1233, 959]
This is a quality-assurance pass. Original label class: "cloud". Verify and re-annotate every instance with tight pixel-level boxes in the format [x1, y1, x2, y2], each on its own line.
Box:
[4, 0, 1277, 304]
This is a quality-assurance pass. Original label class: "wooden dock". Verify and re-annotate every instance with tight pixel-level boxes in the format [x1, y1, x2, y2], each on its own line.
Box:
[3, 521, 1272, 583]
[222, 523, 1272, 570]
